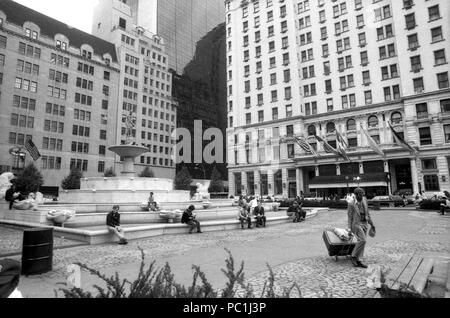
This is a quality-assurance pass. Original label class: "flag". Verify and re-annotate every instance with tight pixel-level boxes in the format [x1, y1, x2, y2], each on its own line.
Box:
[388, 121, 419, 156]
[315, 135, 350, 162]
[335, 130, 351, 162]
[25, 139, 41, 161]
[360, 124, 385, 158]
[294, 137, 320, 157]
[336, 130, 349, 149]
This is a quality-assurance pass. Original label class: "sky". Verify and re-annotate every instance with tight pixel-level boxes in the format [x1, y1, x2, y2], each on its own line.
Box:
[12, 0, 98, 34]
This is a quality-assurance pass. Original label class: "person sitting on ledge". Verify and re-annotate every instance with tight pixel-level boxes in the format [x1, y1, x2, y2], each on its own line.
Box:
[106, 205, 128, 245]
[238, 205, 252, 229]
[439, 196, 450, 216]
[253, 200, 266, 228]
[4, 180, 25, 211]
[181, 205, 202, 234]
[288, 200, 306, 223]
[147, 192, 159, 211]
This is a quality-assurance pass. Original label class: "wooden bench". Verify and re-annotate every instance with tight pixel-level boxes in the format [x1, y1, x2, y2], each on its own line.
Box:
[381, 255, 434, 298]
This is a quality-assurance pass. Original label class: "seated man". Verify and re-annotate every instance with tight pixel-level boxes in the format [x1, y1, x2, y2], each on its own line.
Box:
[4, 180, 25, 210]
[440, 197, 450, 215]
[238, 205, 252, 229]
[181, 205, 202, 234]
[106, 205, 128, 245]
[253, 201, 266, 228]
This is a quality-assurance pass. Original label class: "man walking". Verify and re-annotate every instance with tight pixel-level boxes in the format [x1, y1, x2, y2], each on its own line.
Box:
[182, 205, 202, 234]
[106, 205, 128, 245]
[348, 188, 376, 269]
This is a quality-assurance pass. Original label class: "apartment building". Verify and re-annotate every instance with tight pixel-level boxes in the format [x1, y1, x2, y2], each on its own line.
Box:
[0, 0, 120, 190]
[93, 0, 177, 179]
[226, 0, 450, 198]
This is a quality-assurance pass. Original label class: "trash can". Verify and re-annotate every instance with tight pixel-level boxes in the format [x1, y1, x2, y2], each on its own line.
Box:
[21, 228, 53, 276]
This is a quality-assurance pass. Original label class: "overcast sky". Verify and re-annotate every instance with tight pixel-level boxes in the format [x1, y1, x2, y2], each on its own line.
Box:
[13, 0, 98, 33]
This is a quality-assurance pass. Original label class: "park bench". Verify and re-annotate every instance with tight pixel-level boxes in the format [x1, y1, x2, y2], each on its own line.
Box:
[380, 255, 435, 298]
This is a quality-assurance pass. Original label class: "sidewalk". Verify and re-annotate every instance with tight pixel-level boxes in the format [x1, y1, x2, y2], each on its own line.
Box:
[12, 208, 450, 298]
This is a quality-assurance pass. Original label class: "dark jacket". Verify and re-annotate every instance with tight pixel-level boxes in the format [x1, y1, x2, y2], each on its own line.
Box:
[4, 188, 14, 202]
[0, 259, 21, 298]
[253, 206, 265, 216]
[181, 210, 193, 224]
[287, 205, 302, 214]
[106, 211, 120, 227]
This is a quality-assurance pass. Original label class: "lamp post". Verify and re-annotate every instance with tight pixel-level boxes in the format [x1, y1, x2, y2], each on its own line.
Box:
[353, 176, 361, 188]
[345, 176, 350, 194]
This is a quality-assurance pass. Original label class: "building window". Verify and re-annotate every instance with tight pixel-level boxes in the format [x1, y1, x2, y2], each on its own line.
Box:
[368, 116, 379, 128]
[416, 103, 428, 119]
[413, 77, 424, 93]
[434, 49, 446, 66]
[441, 99, 450, 113]
[424, 175, 440, 191]
[431, 27, 443, 43]
[428, 5, 440, 21]
[405, 13, 416, 30]
[391, 112, 403, 125]
[419, 127, 432, 145]
[444, 125, 450, 143]
[437, 72, 449, 89]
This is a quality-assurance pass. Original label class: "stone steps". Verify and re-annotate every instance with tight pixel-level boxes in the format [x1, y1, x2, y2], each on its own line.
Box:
[0, 209, 321, 245]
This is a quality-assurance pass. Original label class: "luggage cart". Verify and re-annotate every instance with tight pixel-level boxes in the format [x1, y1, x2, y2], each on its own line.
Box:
[322, 230, 358, 262]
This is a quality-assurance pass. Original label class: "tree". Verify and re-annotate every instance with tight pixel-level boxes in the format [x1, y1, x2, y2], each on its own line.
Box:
[139, 166, 155, 178]
[104, 168, 116, 178]
[175, 166, 192, 190]
[208, 167, 224, 193]
[15, 163, 44, 194]
[61, 168, 83, 190]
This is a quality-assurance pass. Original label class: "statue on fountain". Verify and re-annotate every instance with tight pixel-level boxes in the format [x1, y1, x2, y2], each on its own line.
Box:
[193, 183, 210, 201]
[123, 111, 136, 145]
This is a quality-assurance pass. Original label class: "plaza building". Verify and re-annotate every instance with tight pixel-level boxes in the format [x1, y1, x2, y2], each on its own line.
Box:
[226, 0, 450, 198]
[92, 0, 177, 179]
[0, 0, 121, 192]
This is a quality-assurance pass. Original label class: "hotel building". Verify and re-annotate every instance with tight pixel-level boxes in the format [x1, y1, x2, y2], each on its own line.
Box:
[226, 0, 450, 198]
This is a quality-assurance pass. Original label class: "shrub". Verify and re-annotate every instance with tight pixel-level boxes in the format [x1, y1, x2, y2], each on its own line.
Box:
[175, 167, 192, 191]
[277, 199, 348, 209]
[419, 199, 442, 210]
[139, 167, 155, 178]
[208, 167, 224, 193]
[57, 249, 302, 299]
[14, 163, 44, 194]
[61, 168, 83, 190]
[103, 168, 116, 178]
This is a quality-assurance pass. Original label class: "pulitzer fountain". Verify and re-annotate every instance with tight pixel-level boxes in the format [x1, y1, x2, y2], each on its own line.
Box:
[58, 111, 190, 204]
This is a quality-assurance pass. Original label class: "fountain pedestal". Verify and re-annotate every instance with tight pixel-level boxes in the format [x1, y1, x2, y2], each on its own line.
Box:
[109, 145, 149, 177]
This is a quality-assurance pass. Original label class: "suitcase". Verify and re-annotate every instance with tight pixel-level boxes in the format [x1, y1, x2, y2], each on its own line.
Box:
[323, 230, 358, 262]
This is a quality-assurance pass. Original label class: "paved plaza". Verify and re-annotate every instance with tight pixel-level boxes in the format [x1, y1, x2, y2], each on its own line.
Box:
[1, 208, 449, 298]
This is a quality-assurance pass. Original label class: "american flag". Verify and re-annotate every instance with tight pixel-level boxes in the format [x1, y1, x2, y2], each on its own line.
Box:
[336, 130, 349, 149]
[25, 139, 41, 161]
[315, 135, 350, 162]
[294, 137, 319, 157]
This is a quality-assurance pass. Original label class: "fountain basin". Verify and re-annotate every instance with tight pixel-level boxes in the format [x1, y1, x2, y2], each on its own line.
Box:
[108, 145, 149, 158]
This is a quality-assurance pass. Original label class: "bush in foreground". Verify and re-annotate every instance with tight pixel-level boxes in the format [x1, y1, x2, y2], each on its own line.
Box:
[57, 249, 302, 298]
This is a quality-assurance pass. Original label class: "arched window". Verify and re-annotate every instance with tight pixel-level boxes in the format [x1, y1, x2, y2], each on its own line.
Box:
[326, 122, 336, 134]
[308, 125, 316, 136]
[347, 119, 356, 131]
[391, 112, 403, 125]
[368, 115, 379, 128]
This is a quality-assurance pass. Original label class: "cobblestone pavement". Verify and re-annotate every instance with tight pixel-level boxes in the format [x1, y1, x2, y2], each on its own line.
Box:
[0, 225, 83, 256]
[6, 209, 450, 298]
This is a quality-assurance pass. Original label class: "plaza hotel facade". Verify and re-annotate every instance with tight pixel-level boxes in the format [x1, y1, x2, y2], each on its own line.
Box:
[226, 0, 450, 198]
[0, 0, 176, 190]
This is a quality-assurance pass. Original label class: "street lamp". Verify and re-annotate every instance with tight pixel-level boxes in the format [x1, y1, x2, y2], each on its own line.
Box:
[353, 176, 361, 187]
[345, 176, 350, 194]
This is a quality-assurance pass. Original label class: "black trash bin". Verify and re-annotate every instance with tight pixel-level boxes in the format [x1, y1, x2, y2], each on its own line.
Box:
[21, 228, 53, 276]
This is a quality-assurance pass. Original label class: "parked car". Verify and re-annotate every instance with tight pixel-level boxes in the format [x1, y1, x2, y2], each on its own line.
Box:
[371, 195, 405, 207]
[414, 191, 450, 205]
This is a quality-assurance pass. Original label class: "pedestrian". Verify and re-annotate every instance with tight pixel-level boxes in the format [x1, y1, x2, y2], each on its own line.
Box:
[181, 205, 202, 234]
[0, 259, 23, 298]
[439, 196, 450, 215]
[347, 188, 376, 269]
[106, 205, 128, 245]
[253, 200, 266, 228]
[4, 180, 25, 210]
[238, 205, 252, 229]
